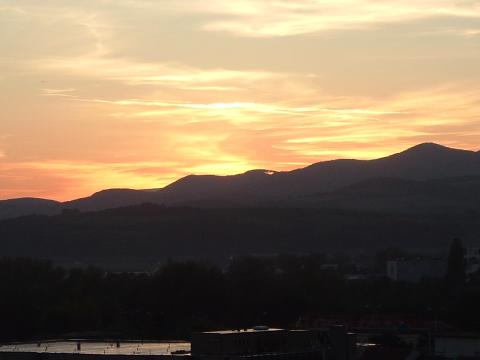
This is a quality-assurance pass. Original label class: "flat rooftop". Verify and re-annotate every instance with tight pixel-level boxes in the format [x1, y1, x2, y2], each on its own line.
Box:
[0, 341, 190, 356]
[202, 328, 284, 335]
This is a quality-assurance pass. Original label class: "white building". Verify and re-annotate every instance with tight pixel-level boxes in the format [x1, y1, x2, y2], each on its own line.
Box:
[387, 259, 446, 282]
[465, 247, 480, 275]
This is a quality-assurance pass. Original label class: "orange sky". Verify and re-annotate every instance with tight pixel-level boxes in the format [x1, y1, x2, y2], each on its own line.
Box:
[1, 0, 480, 201]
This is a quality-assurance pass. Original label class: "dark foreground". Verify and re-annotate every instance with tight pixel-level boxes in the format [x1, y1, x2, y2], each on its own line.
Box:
[1, 254, 479, 343]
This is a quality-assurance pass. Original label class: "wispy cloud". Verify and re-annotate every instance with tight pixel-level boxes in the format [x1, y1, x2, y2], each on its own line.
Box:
[65, 0, 480, 38]
[0, 6, 27, 15]
[2, 84, 480, 201]
[163, 0, 480, 37]
[2, 0, 480, 200]
[0, 160, 181, 200]
[41, 88, 77, 97]
[33, 56, 279, 90]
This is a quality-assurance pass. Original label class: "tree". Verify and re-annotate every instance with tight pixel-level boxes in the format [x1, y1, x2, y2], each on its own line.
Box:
[446, 238, 466, 288]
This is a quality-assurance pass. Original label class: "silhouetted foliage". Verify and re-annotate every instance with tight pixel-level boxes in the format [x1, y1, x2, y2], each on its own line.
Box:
[446, 238, 466, 289]
[0, 205, 478, 269]
[1, 252, 480, 342]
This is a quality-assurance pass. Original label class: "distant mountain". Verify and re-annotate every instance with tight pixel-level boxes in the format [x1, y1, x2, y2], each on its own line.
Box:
[304, 176, 480, 213]
[1, 143, 479, 219]
[0, 198, 61, 219]
[63, 189, 153, 211]
[156, 143, 480, 204]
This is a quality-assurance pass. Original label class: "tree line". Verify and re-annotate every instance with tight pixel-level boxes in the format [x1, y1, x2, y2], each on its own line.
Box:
[0, 242, 479, 342]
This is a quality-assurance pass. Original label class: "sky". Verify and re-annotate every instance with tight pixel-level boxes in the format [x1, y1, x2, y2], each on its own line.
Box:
[1, 0, 480, 201]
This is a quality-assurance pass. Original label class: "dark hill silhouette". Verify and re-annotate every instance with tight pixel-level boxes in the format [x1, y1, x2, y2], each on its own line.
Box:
[1, 143, 479, 219]
[63, 188, 153, 211]
[0, 198, 60, 219]
[154, 143, 480, 204]
[0, 204, 478, 269]
[370, 142, 480, 178]
[304, 176, 480, 213]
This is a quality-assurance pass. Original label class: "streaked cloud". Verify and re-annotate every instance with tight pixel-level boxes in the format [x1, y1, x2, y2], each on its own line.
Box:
[41, 88, 77, 98]
[111, 0, 480, 33]
[155, 0, 480, 37]
[0, 160, 180, 200]
[1, 0, 480, 200]
[35, 56, 279, 89]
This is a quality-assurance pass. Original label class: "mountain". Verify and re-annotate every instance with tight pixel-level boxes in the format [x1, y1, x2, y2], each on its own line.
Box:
[304, 175, 480, 213]
[1, 143, 479, 219]
[0, 198, 61, 219]
[63, 188, 153, 211]
[157, 143, 480, 204]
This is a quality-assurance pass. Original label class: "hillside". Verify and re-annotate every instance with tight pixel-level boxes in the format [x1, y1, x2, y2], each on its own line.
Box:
[0, 204, 478, 269]
[1, 143, 479, 219]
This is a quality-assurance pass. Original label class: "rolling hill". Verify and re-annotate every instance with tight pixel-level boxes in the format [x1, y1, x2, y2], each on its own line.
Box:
[1, 142, 479, 219]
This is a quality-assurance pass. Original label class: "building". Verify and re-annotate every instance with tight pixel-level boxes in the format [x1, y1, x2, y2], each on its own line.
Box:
[386, 245, 480, 282]
[191, 326, 356, 360]
[465, 247, 480, 276]
[386, 259, 446, 282]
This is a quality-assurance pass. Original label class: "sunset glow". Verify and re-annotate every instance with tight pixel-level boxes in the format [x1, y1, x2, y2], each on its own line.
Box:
[1, 0, 480, 200]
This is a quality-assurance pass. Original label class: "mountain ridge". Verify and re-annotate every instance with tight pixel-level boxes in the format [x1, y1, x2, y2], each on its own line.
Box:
[1, 142, 479, 218]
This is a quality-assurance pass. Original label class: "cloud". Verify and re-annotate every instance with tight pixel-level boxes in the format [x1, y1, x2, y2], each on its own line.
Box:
[69, 82, 480, 159]
[40, 88, 77, 98]
[57, 0, 480, 38]
[0, 160, 184, 200]
[0, 6, 27, 15]
[0, 135, 9, 159]
[2, 84, 480, 200]
[2, 0, 480, 200]
[0, 3, 113, 62]
[158, 0, 480, 37]
[33, 55, 280, 91]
